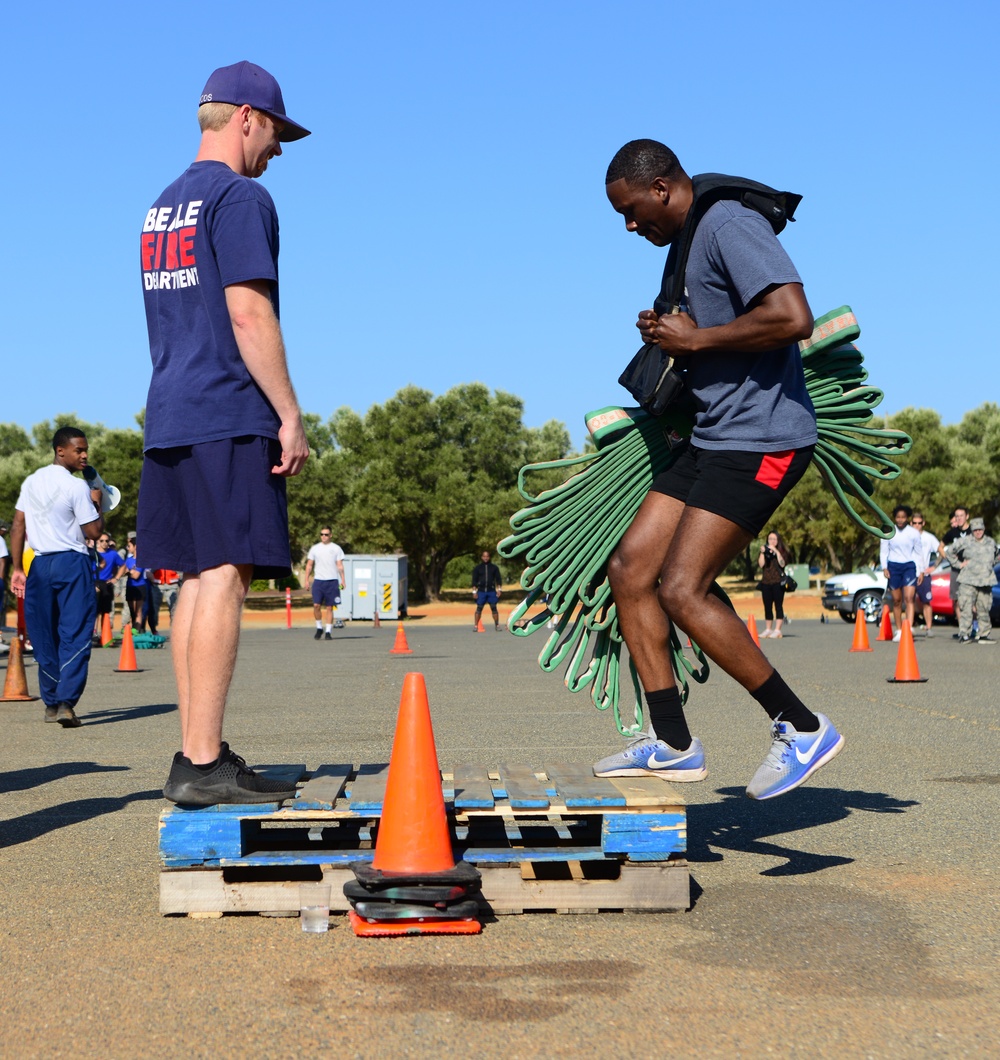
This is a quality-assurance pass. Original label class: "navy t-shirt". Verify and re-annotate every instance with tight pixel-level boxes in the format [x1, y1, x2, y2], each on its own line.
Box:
[659, 200, 817, 452]
[140, 161, 281, 450]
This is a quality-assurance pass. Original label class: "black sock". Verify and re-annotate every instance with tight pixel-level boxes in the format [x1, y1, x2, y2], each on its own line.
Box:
[188, 756, 220, 772]
[751, 671, 819, 731]
[645, 687, 691, 750]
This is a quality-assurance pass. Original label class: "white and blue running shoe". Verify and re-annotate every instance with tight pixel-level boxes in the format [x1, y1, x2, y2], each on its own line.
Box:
[746, 713, 844, 800]
[593, 735, 707, 782]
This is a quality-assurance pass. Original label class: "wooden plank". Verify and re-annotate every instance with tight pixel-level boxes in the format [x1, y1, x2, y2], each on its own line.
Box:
[450, 762, 495, 810]
[602, 812, 686, 860]
[607, 776, 687, 808]
[346, 763, 390, 812]
[291, 764, 352, 810]
[496, 763, 550, 809]
[543, 761, 627, 807]
[159, 860, 689, 915]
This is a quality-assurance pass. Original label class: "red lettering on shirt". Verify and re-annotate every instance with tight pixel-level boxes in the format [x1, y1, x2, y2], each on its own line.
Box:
[755, 451, 795, 489]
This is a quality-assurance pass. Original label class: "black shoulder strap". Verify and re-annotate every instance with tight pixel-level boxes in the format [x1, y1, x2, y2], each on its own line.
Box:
[654, 173, 802, 314]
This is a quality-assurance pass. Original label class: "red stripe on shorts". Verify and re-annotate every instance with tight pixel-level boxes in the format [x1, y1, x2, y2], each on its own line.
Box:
[755, 450, 796, 489]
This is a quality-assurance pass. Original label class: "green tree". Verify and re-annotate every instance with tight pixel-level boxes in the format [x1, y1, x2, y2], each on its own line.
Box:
[330, 383, 570, 601]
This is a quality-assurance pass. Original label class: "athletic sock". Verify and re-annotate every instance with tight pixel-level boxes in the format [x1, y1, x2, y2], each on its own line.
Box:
[189, 756, 221, 772]
[315, 621, 323, 630]
[645, 687, 691, 750]
[751, 670, 819, 731]
[325, 625, 332, 634]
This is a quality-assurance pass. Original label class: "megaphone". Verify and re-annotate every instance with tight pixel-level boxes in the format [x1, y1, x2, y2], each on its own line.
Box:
[83, 465, 122, 514]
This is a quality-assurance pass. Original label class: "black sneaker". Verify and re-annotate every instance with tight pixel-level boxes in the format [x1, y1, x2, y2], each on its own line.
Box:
[55, 704, 82, 728]
[163, 743, 298, 806]
[44, 705, 59, 723]
[324, 631, 332, 640]
[313, 629, 323, 640]
[958, 635, 975, 644]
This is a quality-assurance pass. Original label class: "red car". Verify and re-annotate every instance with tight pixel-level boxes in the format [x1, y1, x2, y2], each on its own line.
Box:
[929, 559, 955, 621]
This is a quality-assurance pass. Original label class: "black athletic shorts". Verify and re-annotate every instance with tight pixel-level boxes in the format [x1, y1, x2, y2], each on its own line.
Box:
[650, 441, 815, 536]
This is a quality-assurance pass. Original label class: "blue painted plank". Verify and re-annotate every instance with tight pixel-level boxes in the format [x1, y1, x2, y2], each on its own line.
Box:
[462, 845, 609, 863]
[601, 812, 686, 858]
[544, 761, 628, 807]
[347, 763, 389, 812]
[496, 763, 550, 809]
[291, 764, 352, 810]
[159, 812, 245, 864]
[450, 763, 495, 810]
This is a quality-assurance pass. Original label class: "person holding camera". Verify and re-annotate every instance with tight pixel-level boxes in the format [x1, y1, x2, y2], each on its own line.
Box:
[757, 530, 790, 638]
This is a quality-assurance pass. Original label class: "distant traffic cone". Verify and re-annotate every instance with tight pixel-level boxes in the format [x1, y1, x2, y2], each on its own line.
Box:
[389, 622, 413, 655]
[100, 613, 113, 647]
[1, 637, 38, 702]
[887, 621, 927, 683]
[476, 616, 485, 633]
[849, 608, 873, 652]
[747, 615, 761, 647]
[373, 609, 381, 630]
[114, 624, 144, 673]
[876, 605, 893, 642]
[345, 673, 481, 936]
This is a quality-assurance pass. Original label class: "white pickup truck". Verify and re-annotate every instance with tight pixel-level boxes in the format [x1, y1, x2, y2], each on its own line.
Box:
[821, 569, 887, 623]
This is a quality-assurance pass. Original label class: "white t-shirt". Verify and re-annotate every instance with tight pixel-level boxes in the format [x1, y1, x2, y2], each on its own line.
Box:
[879, 524, 924, 574]
[0, 536, 8, 561]
[307, 541, 345, 581]
[15, 465, 96, 555]
[918, 529, 940, 569]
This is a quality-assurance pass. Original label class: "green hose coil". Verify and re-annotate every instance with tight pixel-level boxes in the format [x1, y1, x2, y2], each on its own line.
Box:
[498, 306, 912, 735]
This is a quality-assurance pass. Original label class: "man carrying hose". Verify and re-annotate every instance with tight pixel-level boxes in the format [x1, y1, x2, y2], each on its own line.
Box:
[594, 139, 844, 799]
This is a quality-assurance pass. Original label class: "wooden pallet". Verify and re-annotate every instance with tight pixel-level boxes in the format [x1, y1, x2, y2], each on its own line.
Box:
[159, 761, 689, 916]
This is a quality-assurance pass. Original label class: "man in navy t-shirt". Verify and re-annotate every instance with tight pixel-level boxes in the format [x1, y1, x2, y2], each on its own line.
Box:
[137, 61, 311, 807]
[594, 139, 844, 803]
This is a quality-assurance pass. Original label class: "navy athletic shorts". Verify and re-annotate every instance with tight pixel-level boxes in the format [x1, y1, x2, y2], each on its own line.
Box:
[887, 561, 917, 591]
[916, 573, 933, 604]
[137, 435, 291, 579]
[312, 579, 341, 606]
[650, 442, 815, 536]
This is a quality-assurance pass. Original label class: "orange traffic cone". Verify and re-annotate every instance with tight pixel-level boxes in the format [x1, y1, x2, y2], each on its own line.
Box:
[876, 605, 893, 642]
[346, 673, 481, 936]
[476, 616, 485, 633]
[1, 637, 38, 702]
[373, 609, 381, 630]
[114, 624, 144, 673]
[849, 608, 873, 652]
[887, 621, 927, 683]
[389, 622, 413, 655]
[100, 613, 113, 647]
[747, 615, 761, 647]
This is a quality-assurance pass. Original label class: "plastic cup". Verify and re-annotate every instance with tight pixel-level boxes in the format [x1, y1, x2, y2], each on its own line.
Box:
[299, 881, 332, 933]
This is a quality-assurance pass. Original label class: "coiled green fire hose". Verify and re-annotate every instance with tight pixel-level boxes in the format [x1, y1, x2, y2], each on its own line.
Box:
[498, 306, 912, 736]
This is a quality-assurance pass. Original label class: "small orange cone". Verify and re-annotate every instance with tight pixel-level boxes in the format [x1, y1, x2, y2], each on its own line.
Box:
[114, 624, 144, 673]
[1, 636, 38, 702]
[476, 616, 485, 633]
[876, 605, 893, 642]
[100, 612, 113, 647]
[346, 673, 481, 936]
[849, 608, 873, 652]
[887, 620, 927, 683]
[747, 615, 761, 647]
[389, 622, 413, 655]
[373, 609, 381, 630]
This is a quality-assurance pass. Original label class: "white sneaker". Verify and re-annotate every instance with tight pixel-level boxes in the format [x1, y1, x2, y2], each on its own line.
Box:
[892, 631, 901, 642]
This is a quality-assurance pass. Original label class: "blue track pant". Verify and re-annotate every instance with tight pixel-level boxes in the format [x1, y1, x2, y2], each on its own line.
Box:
[24, 552, 96, 709]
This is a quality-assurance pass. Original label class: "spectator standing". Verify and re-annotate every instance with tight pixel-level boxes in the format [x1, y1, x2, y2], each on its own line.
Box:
[149, 569, 181, 629]
[94, 532, 125, 637]
[123, 538, 148, 632]
[9, 428, 104, 726]
[304, 528, 346, 639]
[471, 550, 503, 631]
[911, 511, 940, 637]
[136, 61, 311, 806]
[940, 507, 971, 635]
[757, 531, 789, 638]
[945, 518, 998, 644]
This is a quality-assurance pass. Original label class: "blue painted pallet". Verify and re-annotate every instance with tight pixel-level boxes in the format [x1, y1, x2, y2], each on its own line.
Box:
[159, 761, 686, 870]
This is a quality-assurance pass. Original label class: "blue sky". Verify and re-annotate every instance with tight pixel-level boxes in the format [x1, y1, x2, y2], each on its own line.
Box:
[5, 0, 996, 451]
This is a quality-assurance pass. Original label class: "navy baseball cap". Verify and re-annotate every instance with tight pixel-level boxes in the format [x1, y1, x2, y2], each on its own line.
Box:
[199, 61, 311, 142]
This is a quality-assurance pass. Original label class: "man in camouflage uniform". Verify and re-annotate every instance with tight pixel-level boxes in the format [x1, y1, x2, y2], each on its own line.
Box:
[945, 517, 998, 644]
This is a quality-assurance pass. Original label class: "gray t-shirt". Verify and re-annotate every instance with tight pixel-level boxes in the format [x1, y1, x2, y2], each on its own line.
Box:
[664, 199, 817, 452]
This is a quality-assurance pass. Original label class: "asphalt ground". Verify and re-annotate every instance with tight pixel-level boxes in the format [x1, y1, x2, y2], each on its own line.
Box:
[1, 615, 997, 1058]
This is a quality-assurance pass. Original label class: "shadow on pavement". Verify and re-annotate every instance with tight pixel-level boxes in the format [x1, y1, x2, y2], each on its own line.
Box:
[0, 789, 163, 849]
[687, 786, 919, 877]
[0, 761, 129, 794]
[81, 703, 177, 726]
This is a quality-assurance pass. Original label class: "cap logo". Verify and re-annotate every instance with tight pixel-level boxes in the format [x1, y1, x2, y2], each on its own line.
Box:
[200, 93, 213, 103]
